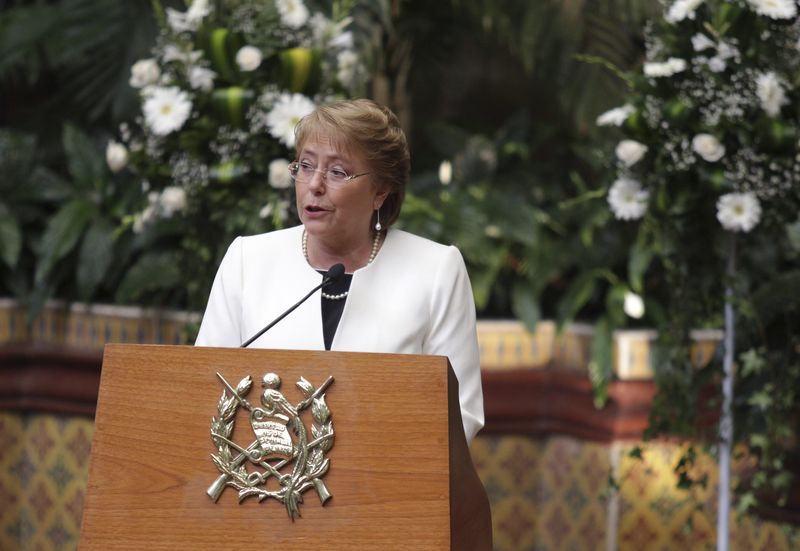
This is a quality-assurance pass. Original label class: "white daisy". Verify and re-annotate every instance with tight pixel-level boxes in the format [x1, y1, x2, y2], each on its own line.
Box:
[716, 192, 762, 232]
[143, 86, 193, 136]
[276, 0, 309, 29]
[608, 177, 650, 220]
[268, 158, 293, 189]
[615, 139, 649, 167]
[265, 93, 316, 148]
[756, 71, 788, 117]
[747, 0, 797, 19]
[596, 104, 635, 127]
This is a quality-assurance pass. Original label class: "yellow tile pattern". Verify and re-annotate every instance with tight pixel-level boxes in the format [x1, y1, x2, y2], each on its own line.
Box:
[0, 301, 199, 348]
[471, 435, 800, 551]
[0, 413, 93, 551]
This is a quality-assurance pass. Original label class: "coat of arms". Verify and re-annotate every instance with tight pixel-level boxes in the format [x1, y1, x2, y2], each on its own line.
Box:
[206, 371, 334, 520]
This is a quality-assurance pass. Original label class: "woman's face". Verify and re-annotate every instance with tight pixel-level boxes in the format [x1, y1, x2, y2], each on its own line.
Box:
[294, 133, 387, 250]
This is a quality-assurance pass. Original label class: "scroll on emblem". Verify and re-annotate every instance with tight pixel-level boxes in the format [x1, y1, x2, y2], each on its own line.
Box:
[206, 371, 335, 520]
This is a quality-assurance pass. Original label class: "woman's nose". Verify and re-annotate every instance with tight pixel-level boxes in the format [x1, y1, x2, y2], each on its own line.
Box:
[306, 169, 326, 192]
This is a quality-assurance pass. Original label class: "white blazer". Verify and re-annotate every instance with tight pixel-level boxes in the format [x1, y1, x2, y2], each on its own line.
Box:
[195, 225, 485, 442]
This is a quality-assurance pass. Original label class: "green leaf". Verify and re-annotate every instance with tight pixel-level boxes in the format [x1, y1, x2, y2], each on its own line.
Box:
[628, 235, 653, 293]
[748, 387, 774, 411]
[588, 316, 613, 407]
[62, 123, 105, 191]
[511, 283, 541, 332]
[605, 284, 628, 327]
[34, 199, 95, 284]
[115, 252, 183, 303]
[76, 218, 116, 301]
[0, 203, 22, 268]
[556, 270, 598, 328]
[739, 349, 766, 377]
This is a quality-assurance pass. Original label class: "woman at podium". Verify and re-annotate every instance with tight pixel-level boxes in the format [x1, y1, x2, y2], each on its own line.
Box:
[195, 99, 484, 443]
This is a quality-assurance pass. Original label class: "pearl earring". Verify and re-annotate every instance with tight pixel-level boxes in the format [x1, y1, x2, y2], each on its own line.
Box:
[374, 208, 382, 232]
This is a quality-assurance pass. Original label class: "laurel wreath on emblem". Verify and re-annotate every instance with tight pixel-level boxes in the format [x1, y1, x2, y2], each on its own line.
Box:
[206, 372, 334, 520]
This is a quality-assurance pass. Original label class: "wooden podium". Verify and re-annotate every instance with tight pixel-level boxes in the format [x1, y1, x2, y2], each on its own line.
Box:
[80, 344, 492, 549]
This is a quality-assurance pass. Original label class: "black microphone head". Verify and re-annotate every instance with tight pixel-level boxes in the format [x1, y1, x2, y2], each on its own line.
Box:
[325, 263, 346, 283]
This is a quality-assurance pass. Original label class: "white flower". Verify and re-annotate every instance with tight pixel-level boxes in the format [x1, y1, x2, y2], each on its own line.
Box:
[717, 42, 739, 60]
[143, 86, 193, 136]
[615, 140, 648, 167]
[665, 0, 706, 23]
[163, 45, 203, 65]
[692, 133, 725, 162]
[235, 46, 262, 72]
[105, 141, 129, 173]
[132, 204, 156, 234]
[623, 291, 645, 319]
[596, 104, 635, 127]
[188, 66, 216, 91]
[259, 203, 274, 219]
[691, 33, 715, 51]
[716, 192, 762, 232]
[330, 31, 354, 49]
[756, 71, 788, 117]
[484, 225, 501, 238]
[129, 59, 161, 88]
[708, 56, 727, 73]
[159, 186, 187, 217]
[265, 93, 316, 148]
[438, 160, 453, 185]
[259, 200, 290, 220]
[268, 158, 293, 189]
[276, 0, 309, 29]
[643, 57, 687, 77]
[748, 0, 797, 19]
[166, 0, 210, 33]
[608, 177, 649, 220]
[336, 50, 359, 88]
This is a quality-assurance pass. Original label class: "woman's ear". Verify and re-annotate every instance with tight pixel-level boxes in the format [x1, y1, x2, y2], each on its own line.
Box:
[373, 186, 390, 209]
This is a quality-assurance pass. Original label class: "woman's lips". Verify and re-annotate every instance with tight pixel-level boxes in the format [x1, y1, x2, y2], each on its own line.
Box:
[304, 205, 331, 217]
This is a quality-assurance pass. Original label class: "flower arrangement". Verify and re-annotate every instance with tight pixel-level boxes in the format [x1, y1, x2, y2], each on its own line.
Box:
[595, 0, 800, 534]
[108, 0, 365, 308]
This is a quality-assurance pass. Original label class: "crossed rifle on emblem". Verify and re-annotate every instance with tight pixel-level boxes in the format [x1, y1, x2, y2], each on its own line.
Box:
[207, 371, 334, 518]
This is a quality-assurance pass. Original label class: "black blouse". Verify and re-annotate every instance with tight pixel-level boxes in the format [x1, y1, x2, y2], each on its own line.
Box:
[318, 269, 353, 350]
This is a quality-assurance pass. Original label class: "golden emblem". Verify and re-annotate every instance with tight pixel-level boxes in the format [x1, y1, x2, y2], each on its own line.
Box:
[206, 371, 334, 520]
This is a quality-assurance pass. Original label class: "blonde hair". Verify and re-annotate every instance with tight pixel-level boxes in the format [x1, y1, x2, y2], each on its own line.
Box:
[294, 98, 410, 229]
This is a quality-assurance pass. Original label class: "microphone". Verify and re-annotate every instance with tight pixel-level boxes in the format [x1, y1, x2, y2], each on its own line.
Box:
[240, 263, 345, 348]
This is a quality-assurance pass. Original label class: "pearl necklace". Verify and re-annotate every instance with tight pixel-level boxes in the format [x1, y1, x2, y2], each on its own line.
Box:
[302, 229, 382, 300]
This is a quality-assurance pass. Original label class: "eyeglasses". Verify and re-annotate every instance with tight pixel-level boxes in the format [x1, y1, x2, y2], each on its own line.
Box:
[288, 161, 370, 187]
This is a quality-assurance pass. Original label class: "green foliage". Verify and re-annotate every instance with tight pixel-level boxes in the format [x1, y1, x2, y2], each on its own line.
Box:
[0, 0, 161, 126]
[593, 0, 800, 512]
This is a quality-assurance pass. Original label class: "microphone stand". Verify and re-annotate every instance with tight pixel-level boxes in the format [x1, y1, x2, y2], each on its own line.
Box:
[240, 264, 344, 348]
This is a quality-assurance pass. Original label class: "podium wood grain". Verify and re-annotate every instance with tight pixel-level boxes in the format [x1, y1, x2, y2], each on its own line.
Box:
[80, 344, 491, 550]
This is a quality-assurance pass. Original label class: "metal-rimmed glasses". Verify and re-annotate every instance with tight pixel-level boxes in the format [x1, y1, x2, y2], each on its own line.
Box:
[288, 161, 370, 187]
